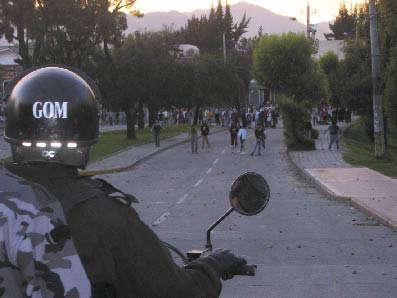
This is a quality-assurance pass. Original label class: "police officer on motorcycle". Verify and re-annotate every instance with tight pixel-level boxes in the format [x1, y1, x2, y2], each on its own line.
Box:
[3, 66, 247, 298]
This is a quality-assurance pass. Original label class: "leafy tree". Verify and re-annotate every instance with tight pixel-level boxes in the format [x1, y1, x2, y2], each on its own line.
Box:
[0, 0, 37, 68]
[0, 0, 140, 69]
[253, 32, 326, 103]
[319, 51, 341, 106]
[329, 4, 356, 40]
[175, 1, 250, 53]
[339, 40, 373, 137]
[109, 31, 176, 138]
[379, 0, 397, 134]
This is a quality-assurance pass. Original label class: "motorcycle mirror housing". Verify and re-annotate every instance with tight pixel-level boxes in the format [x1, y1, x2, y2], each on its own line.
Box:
[229, 172, 270, 216]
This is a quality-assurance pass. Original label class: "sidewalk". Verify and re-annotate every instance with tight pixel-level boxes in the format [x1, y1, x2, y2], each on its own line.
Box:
[84, 126, 226, 175]
[289, 120, 397, 228]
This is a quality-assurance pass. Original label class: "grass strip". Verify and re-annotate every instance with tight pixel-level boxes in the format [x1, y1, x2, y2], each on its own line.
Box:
[343, 118, 397, 178]
[90, 124, 190, 162]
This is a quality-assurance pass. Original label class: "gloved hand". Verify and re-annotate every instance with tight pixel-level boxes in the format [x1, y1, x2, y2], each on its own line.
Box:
[198, 249, 247, 278]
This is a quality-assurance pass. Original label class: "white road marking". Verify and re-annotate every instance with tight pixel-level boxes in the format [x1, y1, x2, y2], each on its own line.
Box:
[206, 167, 213, 174]
[177, 194, 188, 204]
[213, 158, 220, 165]
[194, 179, 204, 187]
[152, 212, 171, 226]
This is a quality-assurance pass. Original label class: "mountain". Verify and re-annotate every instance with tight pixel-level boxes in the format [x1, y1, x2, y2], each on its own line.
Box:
[125, 10, 189, 33]
[125, 1, 332, 40]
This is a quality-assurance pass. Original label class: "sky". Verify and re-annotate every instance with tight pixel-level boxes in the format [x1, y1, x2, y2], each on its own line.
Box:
[134, 0, 367, 23]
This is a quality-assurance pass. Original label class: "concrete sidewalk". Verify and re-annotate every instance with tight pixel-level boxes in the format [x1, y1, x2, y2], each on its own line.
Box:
[289, 120, 397, 228]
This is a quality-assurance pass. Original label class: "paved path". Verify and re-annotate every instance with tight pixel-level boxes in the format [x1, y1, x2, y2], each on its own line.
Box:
[289, 118, 397, 228]
[289, 121, 353, 169]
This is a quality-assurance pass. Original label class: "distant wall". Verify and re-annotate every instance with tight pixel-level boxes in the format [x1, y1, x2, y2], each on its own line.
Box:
[315, 40, 345, 60]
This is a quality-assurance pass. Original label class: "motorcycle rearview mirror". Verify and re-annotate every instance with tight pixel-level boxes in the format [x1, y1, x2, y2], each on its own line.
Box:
[229, 172, 270, 216]
[204, 172, 270, 252]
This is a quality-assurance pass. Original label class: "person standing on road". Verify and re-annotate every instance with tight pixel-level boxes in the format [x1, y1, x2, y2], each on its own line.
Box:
[188, 124, 199, 154]
[3, 66, 247, 298]
[151, 120, 162, 147]
[201, 121, 211, 149]
[238, 125, 247, 154]
[261, 128, 267, 150]
[251, 125, 264, 156]
[324, 120, 342, 150]
[229, 123, 239, 149]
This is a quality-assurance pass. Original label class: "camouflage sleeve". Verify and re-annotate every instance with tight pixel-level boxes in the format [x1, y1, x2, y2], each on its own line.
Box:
[0, 189, 91, 298]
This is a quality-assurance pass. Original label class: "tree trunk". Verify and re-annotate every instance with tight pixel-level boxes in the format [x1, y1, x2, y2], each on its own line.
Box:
[193, 103, 200, 125]
[104, 40, 111, 62]
[148, 106, 157, 128]
[125, 107, 137, 139]
[17, 26, 30, 69]
[138, 100, 145, 130]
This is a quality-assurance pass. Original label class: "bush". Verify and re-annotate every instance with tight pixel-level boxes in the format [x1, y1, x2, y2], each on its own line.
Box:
[280, 96, 315, 150]
[284, 131, 315, 150]
[311, 128, 319, 139]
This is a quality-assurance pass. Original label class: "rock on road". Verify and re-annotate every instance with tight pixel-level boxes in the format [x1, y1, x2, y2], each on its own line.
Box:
[98, 126, 397, 298]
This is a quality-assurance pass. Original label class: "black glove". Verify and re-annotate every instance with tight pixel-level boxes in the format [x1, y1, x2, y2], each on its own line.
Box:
[198, 249, 247, 277]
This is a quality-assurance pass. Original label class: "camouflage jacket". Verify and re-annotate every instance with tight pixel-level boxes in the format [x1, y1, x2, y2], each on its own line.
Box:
[0, 166, 91, 298]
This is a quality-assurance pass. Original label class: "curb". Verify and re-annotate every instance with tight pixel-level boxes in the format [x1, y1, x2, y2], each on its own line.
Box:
[287, 152, 397, 229]
[80, 127, 227, 176]
[286, 152, 350, 202]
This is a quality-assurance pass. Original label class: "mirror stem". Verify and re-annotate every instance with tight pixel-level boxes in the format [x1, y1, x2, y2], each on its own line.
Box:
[205, 207, 235, 251]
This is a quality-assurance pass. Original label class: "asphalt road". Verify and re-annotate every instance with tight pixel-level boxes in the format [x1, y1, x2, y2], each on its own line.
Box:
[100, 126, 397, 298]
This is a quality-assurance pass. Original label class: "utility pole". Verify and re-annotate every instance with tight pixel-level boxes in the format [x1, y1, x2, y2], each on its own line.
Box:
[303, 3, 316, 39]
[306, 3, 310, 38]
[369, 0, 386, 157]
[355, 4, 359, 45]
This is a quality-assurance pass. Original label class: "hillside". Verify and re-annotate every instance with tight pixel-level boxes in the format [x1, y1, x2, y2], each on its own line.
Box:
[125, 1, 331, 40]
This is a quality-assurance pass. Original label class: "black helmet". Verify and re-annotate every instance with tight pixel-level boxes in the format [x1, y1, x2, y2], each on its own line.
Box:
[4, 66, 99, 168]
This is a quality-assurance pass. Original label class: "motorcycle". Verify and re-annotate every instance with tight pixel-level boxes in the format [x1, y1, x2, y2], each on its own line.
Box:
[162, 172, 270, 279]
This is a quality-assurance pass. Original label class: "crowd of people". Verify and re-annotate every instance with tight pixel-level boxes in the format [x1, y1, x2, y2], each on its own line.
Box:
[312, 103, 352, 126]
[99, 103, 281, 156]
[179, 103, 279, 156]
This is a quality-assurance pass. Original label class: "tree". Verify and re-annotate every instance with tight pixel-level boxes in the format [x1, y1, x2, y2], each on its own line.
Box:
[329, 4, 356, 40]
[109, 31, 181, 138]
[0, 0, 140, 70]
[175, 1, 250, 53]
[379, 0, 397, 135]
[0, 0, 37, 69]
[319, 51, 341, 106]
[253, 33, 326, 103]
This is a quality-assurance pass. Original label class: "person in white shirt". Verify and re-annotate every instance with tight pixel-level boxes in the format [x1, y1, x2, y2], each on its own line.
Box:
[238, 125, 247, 154]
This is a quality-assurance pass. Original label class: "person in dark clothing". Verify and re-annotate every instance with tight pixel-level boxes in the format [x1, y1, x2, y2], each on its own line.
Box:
[215, 109, 221, 126]
[251, 125, 264, 156]
[115, 112, 120, 125]
[229, 124, 239, 148]
[324, 120, 342, 150]
[201, 121, 211, 149]
[151, 120, 162, 147]
[3, 66, 247, 298]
